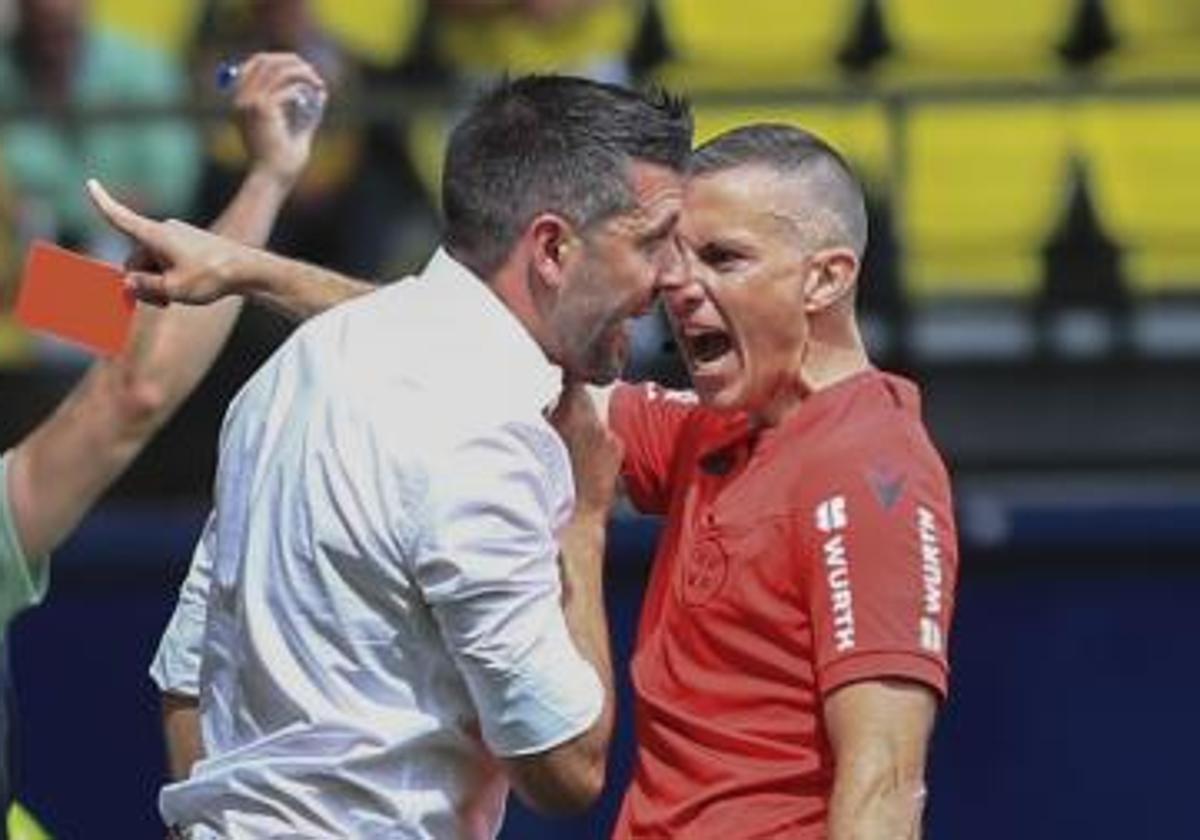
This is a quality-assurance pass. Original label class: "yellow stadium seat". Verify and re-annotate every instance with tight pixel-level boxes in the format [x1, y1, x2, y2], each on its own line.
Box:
[312, 0, 426, 67]
[434, 0, 639, 79]
[90, 0, 203, 56]
[900, 102, 1074, 299]
[1097, 0, 1200, 80]
[1078, 98, 1200, 293]
[879, 0, 1077, 84]
[691, 101, 892, 193]
[654, 0, 859, 90]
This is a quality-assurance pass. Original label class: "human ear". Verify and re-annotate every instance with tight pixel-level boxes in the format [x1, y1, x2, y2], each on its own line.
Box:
[802, 248, 859, 313]
[529, 214, 578, 290]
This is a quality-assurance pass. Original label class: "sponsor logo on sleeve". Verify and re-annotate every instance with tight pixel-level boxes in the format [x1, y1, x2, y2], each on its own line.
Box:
[916, 505, 945, 654]
[815, 495, 855, 653]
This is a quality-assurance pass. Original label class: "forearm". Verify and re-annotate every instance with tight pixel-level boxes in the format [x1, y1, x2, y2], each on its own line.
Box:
[162, 692, 203, 781]
[828, 753, 928, 840]
[556, 509, 614, 756]
[236, 247, 374, 320]
[825, 682, 936, 840]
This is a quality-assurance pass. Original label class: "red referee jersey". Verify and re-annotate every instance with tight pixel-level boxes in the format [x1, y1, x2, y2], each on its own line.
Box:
[609, 369, 958, 839]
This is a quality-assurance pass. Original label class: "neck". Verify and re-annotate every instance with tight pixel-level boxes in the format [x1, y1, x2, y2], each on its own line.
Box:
[753, 315, 871, 427]
[485, 254, 559, 366]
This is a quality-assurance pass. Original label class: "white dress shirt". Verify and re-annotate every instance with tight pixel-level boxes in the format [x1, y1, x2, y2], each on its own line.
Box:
[150, 249, 603, 838]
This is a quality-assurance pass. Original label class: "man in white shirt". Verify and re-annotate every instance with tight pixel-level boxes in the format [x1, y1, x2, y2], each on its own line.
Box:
[89, 75, 692, 837]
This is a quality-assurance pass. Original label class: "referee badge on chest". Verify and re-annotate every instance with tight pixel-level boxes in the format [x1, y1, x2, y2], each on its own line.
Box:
[679, 534, 730, 607]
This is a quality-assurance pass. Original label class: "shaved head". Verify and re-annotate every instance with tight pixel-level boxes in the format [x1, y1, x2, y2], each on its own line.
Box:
[690, 123, 868, 258]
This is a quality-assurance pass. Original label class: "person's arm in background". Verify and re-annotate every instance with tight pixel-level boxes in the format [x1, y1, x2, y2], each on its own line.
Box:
[825, 680, 937, 840]
[503, 382, 622, 812]
[87, 184, 373, 322]
[1, 52, 325, 780]
[6, 52, 326, 562]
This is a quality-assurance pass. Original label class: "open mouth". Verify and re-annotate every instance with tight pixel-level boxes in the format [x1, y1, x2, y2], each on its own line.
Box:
[685, 329, 733, 365]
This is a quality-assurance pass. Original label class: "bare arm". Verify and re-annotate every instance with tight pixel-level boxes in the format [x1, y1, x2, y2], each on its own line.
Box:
[237, 249, 375, 320]
[825, 679, 939, 840]
[7, 53, 326, 560]
[162, 692, 203, 781]
[102, 200, 374, 327]
[503, 383, 620, 814]
[93, 184, 373, 321]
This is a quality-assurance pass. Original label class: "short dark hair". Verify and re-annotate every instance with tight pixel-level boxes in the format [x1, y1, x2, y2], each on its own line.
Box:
[691, 123, 868, 256]
[442, 75, 693, 277]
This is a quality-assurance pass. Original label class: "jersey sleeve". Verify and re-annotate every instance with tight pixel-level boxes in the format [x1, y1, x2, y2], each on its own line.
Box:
[804, 435, 958, 700]
[609, 382, 699, 515]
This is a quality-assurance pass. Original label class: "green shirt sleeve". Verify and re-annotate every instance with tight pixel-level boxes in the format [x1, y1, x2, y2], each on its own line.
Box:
[0, 451, 50, 627]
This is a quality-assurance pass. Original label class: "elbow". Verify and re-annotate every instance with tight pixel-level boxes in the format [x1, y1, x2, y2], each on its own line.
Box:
[553, 753, 607, 815]
[113, 367, 174, 431]
[509, 749, 608, 817]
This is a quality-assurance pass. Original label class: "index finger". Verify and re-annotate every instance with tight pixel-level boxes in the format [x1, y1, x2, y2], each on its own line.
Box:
[86, 179, 162, 246]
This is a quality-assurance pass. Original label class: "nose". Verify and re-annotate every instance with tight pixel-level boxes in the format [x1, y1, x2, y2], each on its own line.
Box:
[660, 237, 705, 309]
[656, 236, 689, 289]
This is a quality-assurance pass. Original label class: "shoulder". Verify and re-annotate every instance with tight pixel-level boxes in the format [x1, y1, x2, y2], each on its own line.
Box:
[813, 372, 947, 476]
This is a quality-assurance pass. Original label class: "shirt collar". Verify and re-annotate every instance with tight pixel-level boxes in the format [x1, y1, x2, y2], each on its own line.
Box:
[418, 248, 562, 412]
[695, 368, 887, 462]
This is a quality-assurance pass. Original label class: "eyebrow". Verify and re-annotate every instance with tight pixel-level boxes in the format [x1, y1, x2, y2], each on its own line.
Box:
[640, 210, 679, 243]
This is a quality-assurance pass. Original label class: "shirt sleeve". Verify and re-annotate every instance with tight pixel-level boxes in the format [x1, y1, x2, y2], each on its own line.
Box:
[149, 511, 216, 697]
[414, 421, 604, 758]
[609, 382, 699, 515]
[805, 437, 958, 700]
[0, 451, 49, 627]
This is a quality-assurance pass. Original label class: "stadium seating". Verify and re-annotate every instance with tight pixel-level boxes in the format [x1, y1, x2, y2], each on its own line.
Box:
[900, 101, 1074, 300]
[653, 0, 862, 90]
[312, 0, 426, 68]
[1097, 0, 1200, 80]
[878, 0, 1078, 84]
[1077, 97, 1200, 293]
[433, 0, 640, 80]
[90, 0, 204, 56]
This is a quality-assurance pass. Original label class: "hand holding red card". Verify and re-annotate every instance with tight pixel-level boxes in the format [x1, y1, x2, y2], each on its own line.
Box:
[13, 240, 134, 357]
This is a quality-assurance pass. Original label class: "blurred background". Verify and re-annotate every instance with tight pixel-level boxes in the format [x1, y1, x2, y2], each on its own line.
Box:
[1, 0, 1199, 836]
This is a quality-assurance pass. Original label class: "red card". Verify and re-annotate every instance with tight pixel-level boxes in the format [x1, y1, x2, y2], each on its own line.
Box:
[13, 240, 134, 357]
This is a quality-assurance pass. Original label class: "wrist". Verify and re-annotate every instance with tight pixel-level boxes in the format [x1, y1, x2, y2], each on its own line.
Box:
[243, 164, 297, 204]
[566, 504, 610, 530]
[222, 241, 273, 296]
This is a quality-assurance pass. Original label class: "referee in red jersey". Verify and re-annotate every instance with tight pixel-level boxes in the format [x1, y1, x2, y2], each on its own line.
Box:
[602, 124, 957, 839]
